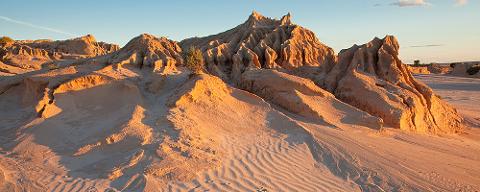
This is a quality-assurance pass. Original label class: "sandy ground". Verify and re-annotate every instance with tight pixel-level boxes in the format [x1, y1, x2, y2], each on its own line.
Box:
[1, 73, 479, 192]
[166, 74, 480, 192]
[415, 74, 480, 141]
[415, 74, 480, 127]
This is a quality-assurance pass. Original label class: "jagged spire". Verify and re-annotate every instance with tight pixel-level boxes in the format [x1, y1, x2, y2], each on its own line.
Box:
[246, 10, 268, 27]
[280, 12, 292, 25]
[250, 10, 263, 19]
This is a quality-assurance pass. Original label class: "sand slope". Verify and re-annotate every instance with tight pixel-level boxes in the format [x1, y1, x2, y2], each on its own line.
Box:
[415, 74, 480, 129]
[2, 71, 479, 191]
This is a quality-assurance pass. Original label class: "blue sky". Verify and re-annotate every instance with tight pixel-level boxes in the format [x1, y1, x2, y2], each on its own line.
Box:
[1, 0, 479, 63]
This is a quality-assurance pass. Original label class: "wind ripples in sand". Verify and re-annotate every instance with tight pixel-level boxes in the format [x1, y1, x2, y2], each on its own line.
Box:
[167, 136, 357, 192]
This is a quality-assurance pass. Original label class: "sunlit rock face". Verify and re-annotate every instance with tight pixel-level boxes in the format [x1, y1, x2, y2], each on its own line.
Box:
[0, 34, 119, 74]
[180, 12, 463, 134]
[323, 36, 463, 134]
[0, 34, 215, 189]
[180, 11, 336, 83]
[106, 33, 183, 73]
[239, 69, 384, 129]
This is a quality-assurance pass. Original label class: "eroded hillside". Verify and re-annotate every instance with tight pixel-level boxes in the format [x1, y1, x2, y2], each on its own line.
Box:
[0, 12, 478, 192]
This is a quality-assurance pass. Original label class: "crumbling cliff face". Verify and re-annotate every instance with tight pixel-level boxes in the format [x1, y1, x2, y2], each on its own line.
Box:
[239, 69, 383, 129]
[0, 34, 119, 74]
[180, 11, 336, 82]
[107, 34, 182, 73]
[323, 36, 463, 134]
[181, 12, 463, 134]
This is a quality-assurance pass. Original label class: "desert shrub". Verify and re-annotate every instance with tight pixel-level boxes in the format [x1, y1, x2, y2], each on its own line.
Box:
[466, 65, 480, 75]
[0, 36, 14, 45]
[183, 46, 205, 74]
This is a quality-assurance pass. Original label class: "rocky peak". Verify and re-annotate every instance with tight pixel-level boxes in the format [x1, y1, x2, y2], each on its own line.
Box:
[108, 34, 182, 72]
[249, 10, 265, 21]
[245, 11, 293, 28]
[323, 35, 463, 134]
[381, 35, 400, 55]
[123, 33, 160, 51]
[121, 33, 181, 55]
[76, 34, 97, 44]
[280, 12, 292, 25]
[180, 12, 335, 82]
[245, 10, 275, 28]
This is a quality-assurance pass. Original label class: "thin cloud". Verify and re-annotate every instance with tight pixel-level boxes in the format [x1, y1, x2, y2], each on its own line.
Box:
[391, 0, 430, 7]
[408, 44, 444, 48]
[0, 16, 77, 37]
[387, 0, 468, 7]
[455, 0, 468, 6]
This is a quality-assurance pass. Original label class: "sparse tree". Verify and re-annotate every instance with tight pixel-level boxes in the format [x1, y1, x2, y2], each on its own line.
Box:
[183, 46, 205, 74]
[413, 60, 420, 66]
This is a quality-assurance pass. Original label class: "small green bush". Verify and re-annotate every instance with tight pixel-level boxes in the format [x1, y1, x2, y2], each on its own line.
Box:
[183, 46, 205, 74]
[466, 65, 480, 75]
[0, 36, 14, 45]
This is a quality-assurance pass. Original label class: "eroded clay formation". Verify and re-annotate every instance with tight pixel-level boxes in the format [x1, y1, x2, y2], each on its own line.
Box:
[180, 11, 336, 83]
[181, 12, 464, 134]
[0, 34, 119, 75]
[0, 34, 216, 190]
[407, 64, 451, 74]
[450, 62, 480, 78]
[0, 12, 468, 191]
[323, 36, 463, 133]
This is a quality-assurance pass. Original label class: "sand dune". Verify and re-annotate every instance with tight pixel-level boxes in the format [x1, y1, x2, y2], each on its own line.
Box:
[1, 70, 479, 191]
[167, 136, 358, 192]
[4, 71, 478, 191]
